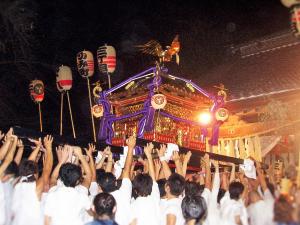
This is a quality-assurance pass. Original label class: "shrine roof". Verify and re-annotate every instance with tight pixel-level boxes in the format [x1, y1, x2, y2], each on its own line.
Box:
[202, 31, 300, 101]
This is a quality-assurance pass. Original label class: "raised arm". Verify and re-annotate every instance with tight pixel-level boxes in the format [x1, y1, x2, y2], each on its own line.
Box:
[95, 147, 110, 170]
[229, 163, 236, 183]
[122, 136, 136, 179]
[203, 153, 212, 190]
[172, 151, 183, 176]
[256, 162, 268, 191]
[0, 128, 13, 161]
[0, 135, 18, 178]
[182, 151, 192, 178]
[36, 135, 53, 198]
[144, 142, 155, 180]
[14, 139, 24, 165]
[28, 138, 42, 161]
[50, 145, 69, 187]
[73, 147, 92, 189]
[157, 144, 172, 179]
[105, 148, 113, 173]
[85, 143, 97, 181]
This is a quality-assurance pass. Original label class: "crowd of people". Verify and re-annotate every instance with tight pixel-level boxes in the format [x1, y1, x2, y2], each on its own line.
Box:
[0, 128, 299, 225]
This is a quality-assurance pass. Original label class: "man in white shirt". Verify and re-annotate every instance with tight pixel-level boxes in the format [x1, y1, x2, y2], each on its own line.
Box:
[220, 181, 248, 225]
[247, 162, 275, 225]
[44, 148, 92, 225]
[96, 136, 136, 225]
[161, 173, 186, 225]
[129, 142, 160, 225]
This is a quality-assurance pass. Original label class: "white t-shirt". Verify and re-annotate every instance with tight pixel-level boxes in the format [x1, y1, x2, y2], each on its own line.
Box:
[111, 178, 132, 225]
[129, 181, 160, 225]
[160, 197, 185, 225]
[11, 182, 43, 225]
[2, 178, 15, 225]
[247, 189, 275, 225]
[220, 192, 248, 225]
[44, 186, 91, 225]
[0, 181, 5, 225]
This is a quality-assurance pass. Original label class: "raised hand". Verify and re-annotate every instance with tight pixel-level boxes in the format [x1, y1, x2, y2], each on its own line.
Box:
[17, 139, 24, 148]
[172, 151, 180, 161]
[29, 137, 42, 148]
[87, 143, 96, 156]
[73, 146, 83, 157]
[157, 144, 167, 157]
[126, 135, 136, 148]
[0, 130, 5, 141]
[103, 146, 112, 157]
[43, 135, 53, 150]
[144, 142, 154, 158]
[184, 151, 192, 163]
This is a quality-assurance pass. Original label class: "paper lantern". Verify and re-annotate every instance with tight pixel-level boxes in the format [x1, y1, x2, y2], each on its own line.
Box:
[97, 45, 116, 73]
[76, 50, 94, 78]
[29, 80, 44, 103]
[291, 6, 300, 36]
[281, 0, 300, 8]
[151, 94, 167, 110]
[56, 65, 73, 92]
[92, 104, 104, 118]
[215, 108, 229, 122]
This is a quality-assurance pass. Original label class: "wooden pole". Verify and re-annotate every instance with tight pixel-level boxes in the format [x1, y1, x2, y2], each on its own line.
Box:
[38, 103, 43, 132]
[66, 91, 76, 139]
[60, 92, 64, 136]
[87, 78, 96, 142]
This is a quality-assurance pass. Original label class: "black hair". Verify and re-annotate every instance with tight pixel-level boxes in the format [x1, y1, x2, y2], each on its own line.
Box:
[5, 161, 19, 177]
[93, 192, 116, 218]
[157, 178, 167, 198]
[166, 173, 185, 197]
[59, 163, 82, 187]
[185, 181, 203, 197]
[96, 168, 105, 181]
[182, 195, 207, 223]
[132, 173, 153, 197]
[229, 181, 244, 200]
[217, 188, 226, 204]
[97, 172, 117, 193]
[19, 160, 38, 182]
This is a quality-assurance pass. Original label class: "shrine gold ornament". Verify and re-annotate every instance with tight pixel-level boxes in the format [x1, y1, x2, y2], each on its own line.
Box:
[92, 104, 104, 118]
[151, 94, 167, 109]
[215, 108, 229, 122]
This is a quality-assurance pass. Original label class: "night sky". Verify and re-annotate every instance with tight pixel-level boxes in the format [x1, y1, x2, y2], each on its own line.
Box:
[0, 0, 291, 140]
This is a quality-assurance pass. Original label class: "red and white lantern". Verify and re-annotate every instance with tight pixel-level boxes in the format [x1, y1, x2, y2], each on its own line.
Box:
[281, 0, 300, 36]
[151, 94, 167, 110]
[215, 108, 229, 122]
[56, 65, 73, 92]
[76, 50, 94, 78]
[29, 80, 44, 103]
[97, 45, 116, 73]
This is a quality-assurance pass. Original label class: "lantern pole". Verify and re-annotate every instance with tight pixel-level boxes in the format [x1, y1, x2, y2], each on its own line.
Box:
[87, 77, 97, 142]
[107, 72, 112, 89]
[38, 102, 43, 132]
[66, 91, 76, 139]
[60, 92, 64, 136]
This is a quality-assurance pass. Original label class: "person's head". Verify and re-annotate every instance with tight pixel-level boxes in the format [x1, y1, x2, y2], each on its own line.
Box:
[185, 181, 203, 197]
[59, 163, 82, 187]
[217, 188, 226, 204]
[165, 173, 185, 197]
[93, 193, 117, 220]
[248, 190, 262, 204]
[229, 181, 244, 200]
[182, 195, 207, 224]
[97, 172, 117, 193]
[1, 161, 18, 182]
[19, 160, 38, 182]
[157, 178, 167, 198]
[132, 173, 153, 197]
[274, 195, 294, 223]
